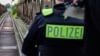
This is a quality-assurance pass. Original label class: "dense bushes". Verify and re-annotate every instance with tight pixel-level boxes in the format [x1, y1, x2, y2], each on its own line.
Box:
[12, 4, 17, 18]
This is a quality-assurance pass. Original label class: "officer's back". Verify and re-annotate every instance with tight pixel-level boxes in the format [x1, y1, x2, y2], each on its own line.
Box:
[38, 5, 84, 56]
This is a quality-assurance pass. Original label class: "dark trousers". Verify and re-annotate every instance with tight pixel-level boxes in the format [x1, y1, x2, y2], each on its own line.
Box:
[38, 45, 84, 56]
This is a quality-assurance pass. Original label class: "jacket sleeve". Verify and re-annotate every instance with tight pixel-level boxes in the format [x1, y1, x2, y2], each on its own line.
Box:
[22, 15, 41, 56]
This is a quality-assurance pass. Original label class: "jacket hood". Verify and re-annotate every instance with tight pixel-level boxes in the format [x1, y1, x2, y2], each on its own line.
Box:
[54, 4, 66, 15]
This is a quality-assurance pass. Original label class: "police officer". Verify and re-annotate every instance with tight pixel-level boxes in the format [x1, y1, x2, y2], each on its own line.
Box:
[22, 0, 84, 56]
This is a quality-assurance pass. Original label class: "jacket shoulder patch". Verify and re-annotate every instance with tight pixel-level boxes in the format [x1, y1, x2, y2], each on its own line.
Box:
[42, 8, 53, 16]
